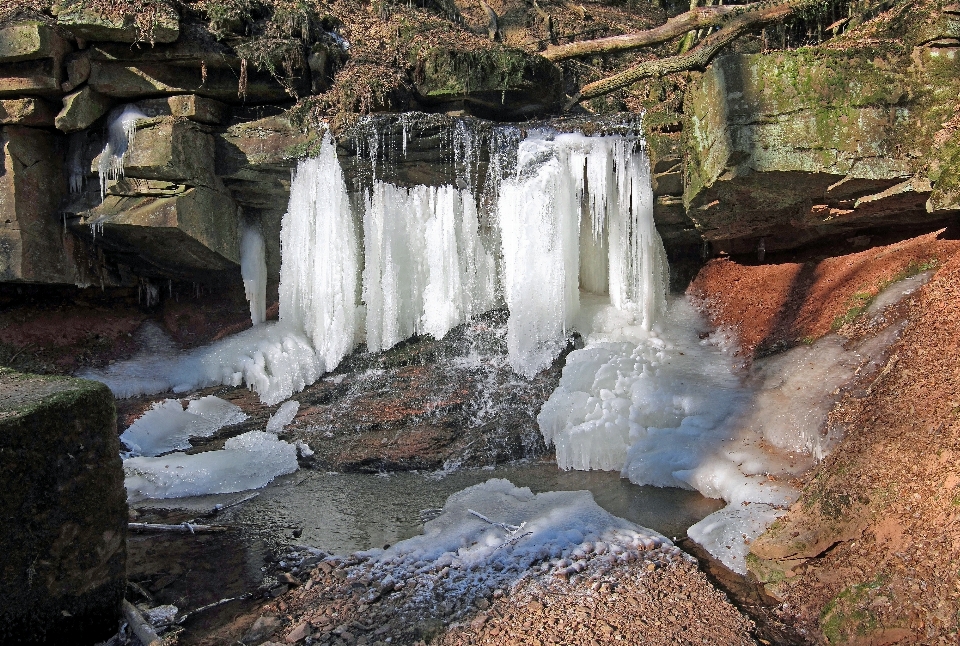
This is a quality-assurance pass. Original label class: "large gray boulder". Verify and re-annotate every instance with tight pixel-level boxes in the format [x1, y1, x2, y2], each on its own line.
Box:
[0, 368, 126, 645]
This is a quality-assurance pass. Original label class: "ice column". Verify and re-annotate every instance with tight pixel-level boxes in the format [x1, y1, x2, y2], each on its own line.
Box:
[362, 183, 497, 353]
[496, 132, 667, 377]
[279, 133, 361, 371]
[240, 222, 268, 326]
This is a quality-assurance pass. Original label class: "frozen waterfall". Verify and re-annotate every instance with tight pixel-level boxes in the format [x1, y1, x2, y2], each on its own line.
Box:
[84, 126, 665, 406]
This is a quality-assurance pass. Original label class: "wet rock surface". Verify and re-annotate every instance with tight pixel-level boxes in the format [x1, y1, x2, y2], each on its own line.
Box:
[118, 310, 559, 473]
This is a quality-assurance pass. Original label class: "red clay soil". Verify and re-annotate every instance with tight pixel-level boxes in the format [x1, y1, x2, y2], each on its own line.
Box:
[0, 285, 254, 375]
[690, 230, 960, 644]
[688, 230, 960, 358]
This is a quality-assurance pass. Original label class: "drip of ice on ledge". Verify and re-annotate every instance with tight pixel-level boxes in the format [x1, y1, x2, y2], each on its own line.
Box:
[98, 104, 148, 201]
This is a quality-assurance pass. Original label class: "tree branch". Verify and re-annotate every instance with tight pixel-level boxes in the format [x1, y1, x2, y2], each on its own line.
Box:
[543, 4, 749, 62]
[571, 0, 814, 105]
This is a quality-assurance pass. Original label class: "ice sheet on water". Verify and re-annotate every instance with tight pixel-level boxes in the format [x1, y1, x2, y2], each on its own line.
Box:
[120, 395, 247, 457]
[686, 503, 787, 575]
[353, 479, 671, 610]
[124, 431, 298, 501]
[267, 400, 300, 433]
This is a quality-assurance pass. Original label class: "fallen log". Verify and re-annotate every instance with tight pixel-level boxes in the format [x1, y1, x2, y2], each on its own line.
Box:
[128, 522, 231, 534]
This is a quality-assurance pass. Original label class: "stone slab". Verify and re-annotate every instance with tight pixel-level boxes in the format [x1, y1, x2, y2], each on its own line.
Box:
[55, 2, 179, 44]
[0, 98, 57, 126]
[0, 126, 77, 284]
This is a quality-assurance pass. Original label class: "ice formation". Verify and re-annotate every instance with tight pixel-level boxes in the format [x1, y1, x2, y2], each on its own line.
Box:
[98, 104, 148, 201]
[351, 479, 677, 612]
[362, 183, 497, 352]
[541, 274, 922, 573]
[240, 223, 268, 326]
[497, 132, 666, 376]
[266, 400, 300, 433]
[124, 431, 299, 501]
[120, 395, 247, 457]
[86, 127, 660, 405]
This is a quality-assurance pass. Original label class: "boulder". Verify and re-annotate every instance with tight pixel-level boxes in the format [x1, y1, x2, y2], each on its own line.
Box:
[56, 86, 113, 132]
[0, 59, 65, 98]
[76, 185, 240, 280]
[0, 368, 126, 645]
[0, 126, 78, 284]
[0, 22, 71, 98]
[0, 98, 57, 126]
[61, 50, 91, 92]
[0, 21, 71, 63]
[683, 45, 960, 254]
[55, 1, 180, 44]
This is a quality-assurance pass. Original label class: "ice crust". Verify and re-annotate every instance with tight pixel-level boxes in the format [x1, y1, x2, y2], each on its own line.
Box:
[352, 479, 674, 610]
[123, 431, 299, 502]
[120, 395, 247, 457]
[686, 503, 787, 575]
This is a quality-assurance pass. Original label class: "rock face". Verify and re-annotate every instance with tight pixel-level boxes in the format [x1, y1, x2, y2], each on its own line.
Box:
[0, 368, 126, 644]
[684, 36, 960, 254]
[411, 46, 563, 119]
[0, 125, 78, 284]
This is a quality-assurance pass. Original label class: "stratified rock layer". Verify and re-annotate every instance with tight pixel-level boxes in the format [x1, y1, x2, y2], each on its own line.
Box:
[684, 30, 960, 254]
[0, 368, 126, 644]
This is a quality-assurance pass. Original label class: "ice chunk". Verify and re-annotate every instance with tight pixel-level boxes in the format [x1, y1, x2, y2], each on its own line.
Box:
[120, 395, 246, 457]
[266, 400, 300, 433]
[686, 503, 787, 575]
[124, 431, 298, 501]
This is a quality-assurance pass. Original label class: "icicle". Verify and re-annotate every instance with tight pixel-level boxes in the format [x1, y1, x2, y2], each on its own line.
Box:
[98, 105, 148, 201]
[240, 222, 268, 326]
[279, 131, 360, 371]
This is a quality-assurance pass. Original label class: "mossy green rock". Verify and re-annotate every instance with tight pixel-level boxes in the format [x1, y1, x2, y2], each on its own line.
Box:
[0, 368, 125, 644]
[412, 46, 562, 119]
[55, 1, 180, 44]
[684, 36, 960, 254]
